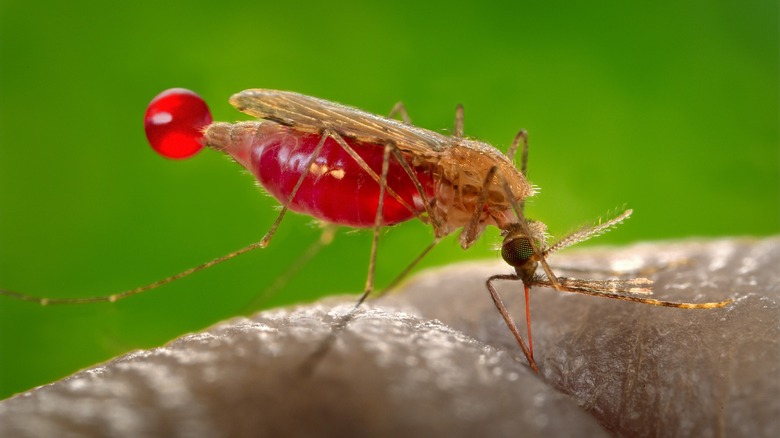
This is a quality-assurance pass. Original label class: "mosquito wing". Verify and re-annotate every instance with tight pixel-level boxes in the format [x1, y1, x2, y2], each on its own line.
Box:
[230, 89, 453, 155]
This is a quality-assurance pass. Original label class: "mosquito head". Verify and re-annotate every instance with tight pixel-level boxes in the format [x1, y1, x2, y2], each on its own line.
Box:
[500, 220, 548, 283]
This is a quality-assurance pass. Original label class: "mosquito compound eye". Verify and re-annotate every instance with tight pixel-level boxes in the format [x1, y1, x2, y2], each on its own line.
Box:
[144, 88, 213, 159]
[501, 236, 535, 268]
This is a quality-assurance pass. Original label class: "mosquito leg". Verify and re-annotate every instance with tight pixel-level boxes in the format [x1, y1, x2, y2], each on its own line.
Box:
[506, 130, 529, 172]
[340, 143, 441, 284]
[259, 130, 331, 248]
[454, 104, 465, 138]
[0, 129, 392, 306]
[364, 143, 393, 297]
[0, 237, 270, 305]
[486, 274, 539, 372]
[309, 148, 443, 301]
[1, 126, 340, 305]
[388, 102, 412, 125]
[297, 143, 393, 376]
[302, 230, 437, 375]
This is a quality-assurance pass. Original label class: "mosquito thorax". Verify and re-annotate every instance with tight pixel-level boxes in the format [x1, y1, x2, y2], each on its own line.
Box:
[500, 220, 548, 282]
[144, 88, 213, 159]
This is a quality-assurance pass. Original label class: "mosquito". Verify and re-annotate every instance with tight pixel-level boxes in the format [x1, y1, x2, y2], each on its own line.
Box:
[0, 88, 732, 372]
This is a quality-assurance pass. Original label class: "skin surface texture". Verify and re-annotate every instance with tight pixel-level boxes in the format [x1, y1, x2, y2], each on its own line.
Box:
[0, 237, 777, 437]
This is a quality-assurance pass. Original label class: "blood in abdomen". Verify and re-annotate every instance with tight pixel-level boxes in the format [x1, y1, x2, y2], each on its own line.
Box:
[246, 126, 434, 228]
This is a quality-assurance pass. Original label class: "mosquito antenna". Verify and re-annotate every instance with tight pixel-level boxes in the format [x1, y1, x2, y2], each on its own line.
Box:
[545, 209, 633, 257]
[0, 239, 267, 305]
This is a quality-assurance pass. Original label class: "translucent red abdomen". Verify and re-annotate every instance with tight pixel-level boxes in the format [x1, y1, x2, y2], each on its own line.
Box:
[257, 129, 434, 227]
[210, 122, 436, 227]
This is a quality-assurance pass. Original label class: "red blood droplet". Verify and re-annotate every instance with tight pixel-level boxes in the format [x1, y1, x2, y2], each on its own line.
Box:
[144, 88, 212, 159]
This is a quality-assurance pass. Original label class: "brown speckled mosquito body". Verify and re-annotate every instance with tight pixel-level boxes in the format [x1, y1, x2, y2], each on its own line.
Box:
[1, 89, 733, 373]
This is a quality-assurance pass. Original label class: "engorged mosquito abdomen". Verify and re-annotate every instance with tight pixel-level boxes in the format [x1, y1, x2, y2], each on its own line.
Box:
[205, 122, 436, 228]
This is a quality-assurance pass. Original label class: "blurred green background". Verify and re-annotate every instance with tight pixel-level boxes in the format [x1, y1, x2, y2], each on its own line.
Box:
[0, 0, 776, 399]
